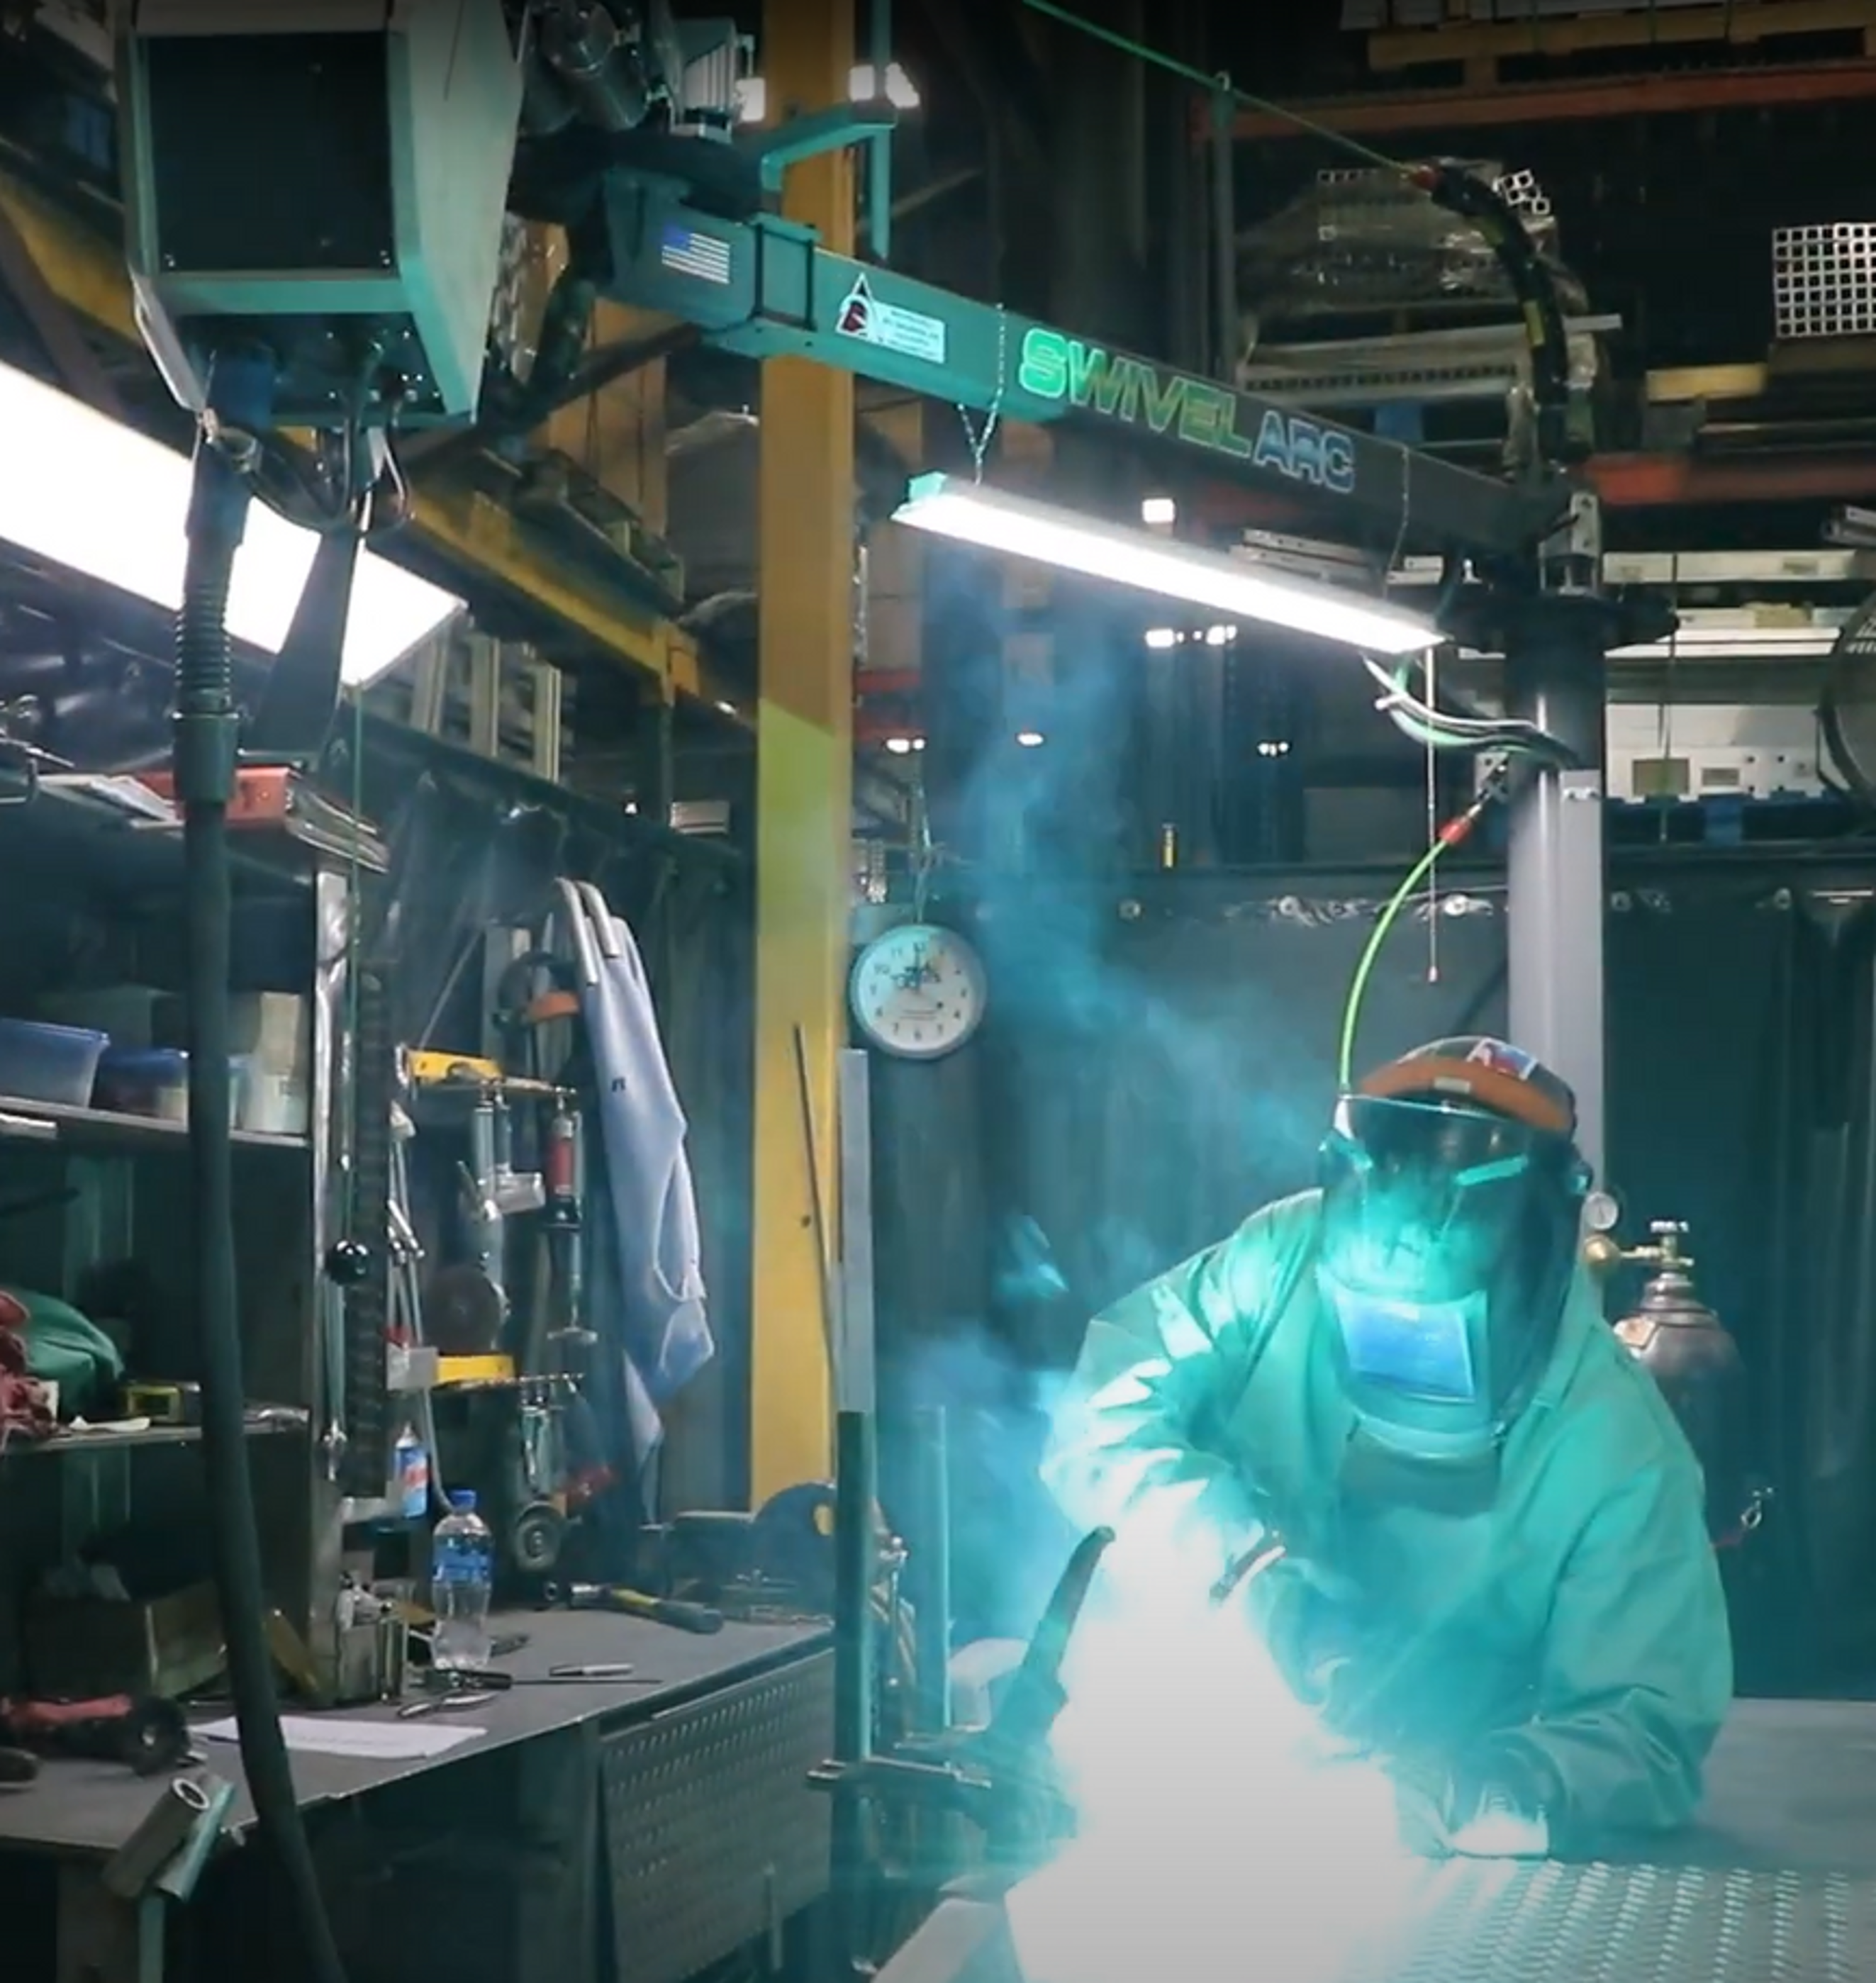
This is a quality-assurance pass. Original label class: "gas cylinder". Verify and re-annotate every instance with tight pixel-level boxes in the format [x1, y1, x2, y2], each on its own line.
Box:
[1612, 1222, 1750, 1539]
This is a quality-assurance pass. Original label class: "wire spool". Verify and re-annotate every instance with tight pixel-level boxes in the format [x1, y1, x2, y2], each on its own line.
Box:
[1820, 591, 1876, 803]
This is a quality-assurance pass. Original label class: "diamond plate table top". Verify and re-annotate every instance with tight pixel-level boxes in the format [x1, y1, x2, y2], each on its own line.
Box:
[1333, 1860, 1874, 1983]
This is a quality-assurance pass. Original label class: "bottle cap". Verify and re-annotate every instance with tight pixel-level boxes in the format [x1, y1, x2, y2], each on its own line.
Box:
[447, 1490, 477, 1513]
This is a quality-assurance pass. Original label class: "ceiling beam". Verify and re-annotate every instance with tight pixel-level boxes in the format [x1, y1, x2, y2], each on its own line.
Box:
[1223, 59, 1876, 143]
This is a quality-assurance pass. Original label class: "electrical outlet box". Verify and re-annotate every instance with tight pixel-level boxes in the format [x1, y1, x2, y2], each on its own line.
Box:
[116, 0, 524, 427]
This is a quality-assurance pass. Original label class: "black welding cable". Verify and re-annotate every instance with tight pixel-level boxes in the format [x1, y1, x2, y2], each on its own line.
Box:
[177, 354, 348, 1983]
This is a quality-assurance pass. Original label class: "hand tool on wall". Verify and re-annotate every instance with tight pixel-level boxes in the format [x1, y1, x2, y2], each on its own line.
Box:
[453, 1088, 545, 1333]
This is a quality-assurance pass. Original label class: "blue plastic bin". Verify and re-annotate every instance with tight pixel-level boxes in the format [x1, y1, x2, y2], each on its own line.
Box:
[0, 1020, 110, 1107]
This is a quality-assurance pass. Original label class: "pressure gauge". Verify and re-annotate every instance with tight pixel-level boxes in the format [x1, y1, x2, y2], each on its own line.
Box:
[849, 922, 987, 1060]
[1583, 1188, 1621, 1236]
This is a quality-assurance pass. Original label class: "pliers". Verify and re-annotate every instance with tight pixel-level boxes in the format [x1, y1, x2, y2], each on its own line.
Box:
[396, 1689, 498, 1720]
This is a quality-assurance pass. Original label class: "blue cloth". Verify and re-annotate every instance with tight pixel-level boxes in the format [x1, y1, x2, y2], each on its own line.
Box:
[558, 881, 711, 1461]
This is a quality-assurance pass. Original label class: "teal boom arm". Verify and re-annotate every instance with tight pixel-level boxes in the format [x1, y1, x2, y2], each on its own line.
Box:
[594, 177, 1565, 562]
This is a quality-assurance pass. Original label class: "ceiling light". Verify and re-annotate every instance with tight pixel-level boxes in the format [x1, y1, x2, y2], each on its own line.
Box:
[0, 358, 462, 688]
[1203, 623, 1237, 647]
[894, 475, 1438, 656]
[1015, 729, 1046, 749]
[883, 735, 915, 755]
[1144, 627, 1179, 651]
[1140, 496, 1176, 527]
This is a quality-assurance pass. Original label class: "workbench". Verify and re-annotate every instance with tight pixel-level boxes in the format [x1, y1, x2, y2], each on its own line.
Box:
[876, 1700, 1876, 1983]
[0, 1611, 834, 1983]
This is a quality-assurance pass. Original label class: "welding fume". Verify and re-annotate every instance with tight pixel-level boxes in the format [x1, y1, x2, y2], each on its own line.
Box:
[1020, 1034, 1729, 1960]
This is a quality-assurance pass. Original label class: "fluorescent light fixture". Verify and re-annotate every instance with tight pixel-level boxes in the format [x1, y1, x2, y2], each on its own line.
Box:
[1015, 728, 1046, 749]
[0, 359, 462, 688]
[894, 474, 1438, 655]
[883, 734, 915, 755]
[1141, 496, 1176, 527]
[1608, 626, 1839, 661]
[1456, 624, 1842, 664]
[1203, 623, 1237, 647]
[1144, 627, 1179, 651]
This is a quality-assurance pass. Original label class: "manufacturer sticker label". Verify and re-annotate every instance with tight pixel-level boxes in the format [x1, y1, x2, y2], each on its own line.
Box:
[835, 274, 949, 366]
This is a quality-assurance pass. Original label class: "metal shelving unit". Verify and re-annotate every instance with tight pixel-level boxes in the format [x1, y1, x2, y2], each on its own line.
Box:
[0, 1093, 307, 1156]
[0, 767, 372, 1692]
[6, 1410, 309, 1459]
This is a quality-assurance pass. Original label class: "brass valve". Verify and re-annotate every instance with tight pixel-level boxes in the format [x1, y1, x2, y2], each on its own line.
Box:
[1586, 1217, 1691, 1278]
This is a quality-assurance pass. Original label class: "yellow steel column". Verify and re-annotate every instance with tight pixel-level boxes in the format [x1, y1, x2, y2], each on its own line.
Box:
[749, 0, 857, 1499]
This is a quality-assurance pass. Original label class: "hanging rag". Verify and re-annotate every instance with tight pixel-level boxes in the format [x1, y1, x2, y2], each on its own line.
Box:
[0, 1292, 54, 1445]
[556, 880, 712, 1463]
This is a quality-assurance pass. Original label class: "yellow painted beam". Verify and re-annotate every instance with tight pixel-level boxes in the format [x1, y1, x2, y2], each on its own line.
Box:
[0, 168, 712, 712]
[0, 177, 135, 343]
[408, 457, 705, 701]
[749, 0, 856, 1501]
[1646, 363, 1768, 406]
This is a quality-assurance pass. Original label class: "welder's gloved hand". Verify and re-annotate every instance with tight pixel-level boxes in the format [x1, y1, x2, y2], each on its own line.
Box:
[1237, 1551, 1364, 1704]
[1392, 1753, 1553, 1861]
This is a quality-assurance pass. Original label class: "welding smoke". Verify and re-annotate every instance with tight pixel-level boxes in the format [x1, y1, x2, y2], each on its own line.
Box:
[883, 565, 1332, 1641]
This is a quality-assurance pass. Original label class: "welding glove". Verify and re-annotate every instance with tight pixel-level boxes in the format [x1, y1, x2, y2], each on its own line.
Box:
[1236, 1549, 1366, 1711]
[1391, 1751, 1554, 1860]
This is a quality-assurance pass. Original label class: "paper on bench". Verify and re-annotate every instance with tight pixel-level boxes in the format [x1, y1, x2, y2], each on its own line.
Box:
[198, 1716, 486, 1761]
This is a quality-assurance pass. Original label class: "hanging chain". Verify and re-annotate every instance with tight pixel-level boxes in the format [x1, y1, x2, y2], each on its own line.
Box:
[910, 773, 937, 925]
[956, 306, 1009, 481]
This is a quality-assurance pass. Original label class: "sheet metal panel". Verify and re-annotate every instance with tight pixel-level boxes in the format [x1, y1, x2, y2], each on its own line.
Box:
[601, 1646, 834, 1983]
[1349, 1860, 1876, 1983]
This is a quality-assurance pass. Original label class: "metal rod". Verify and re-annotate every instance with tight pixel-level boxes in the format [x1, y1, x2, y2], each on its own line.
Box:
[832, 1405, 878, 1967]
[836, 1049, 878, 1417]
[869, 0, 893, 260]
[1504, 622, 1608, 1178]
[911, 1405, 952, 1733]
[1211, 79, 1236, 382]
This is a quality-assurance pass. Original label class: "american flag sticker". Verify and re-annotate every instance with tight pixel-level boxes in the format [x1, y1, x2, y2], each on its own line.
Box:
[660, 223, 732, 286]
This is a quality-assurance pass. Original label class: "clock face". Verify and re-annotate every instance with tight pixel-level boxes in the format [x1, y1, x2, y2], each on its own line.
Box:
[849, 923, 987, 1061]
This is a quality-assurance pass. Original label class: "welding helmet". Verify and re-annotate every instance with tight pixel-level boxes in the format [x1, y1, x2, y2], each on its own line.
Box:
[1317, 1037, 1589, 1465]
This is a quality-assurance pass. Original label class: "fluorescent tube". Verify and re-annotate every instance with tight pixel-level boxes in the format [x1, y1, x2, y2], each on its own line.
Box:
[0, 359, 462, 687]
[893, 473, 1438, 656]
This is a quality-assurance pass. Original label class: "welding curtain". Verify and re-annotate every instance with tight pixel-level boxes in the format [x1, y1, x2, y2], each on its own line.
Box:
[872, 854, 1876, 1692]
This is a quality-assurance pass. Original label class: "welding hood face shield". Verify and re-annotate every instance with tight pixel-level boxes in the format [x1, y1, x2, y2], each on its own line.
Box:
[1316, 1093, 1586, 1463]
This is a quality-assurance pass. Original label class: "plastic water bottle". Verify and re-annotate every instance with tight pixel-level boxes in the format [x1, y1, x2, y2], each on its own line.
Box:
[430, 1490, 494, 1672]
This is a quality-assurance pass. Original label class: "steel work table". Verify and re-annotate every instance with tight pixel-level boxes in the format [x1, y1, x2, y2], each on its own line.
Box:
[878, 1701, 1876, 1983]
[0, 1611, 834, 1983]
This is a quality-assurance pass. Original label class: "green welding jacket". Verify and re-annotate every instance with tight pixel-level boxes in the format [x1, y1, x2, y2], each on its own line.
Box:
[1040, 1189, 1733, 1846]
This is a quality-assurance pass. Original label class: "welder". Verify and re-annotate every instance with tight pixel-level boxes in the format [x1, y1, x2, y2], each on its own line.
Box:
[1042, 1037, 1731, 1860]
